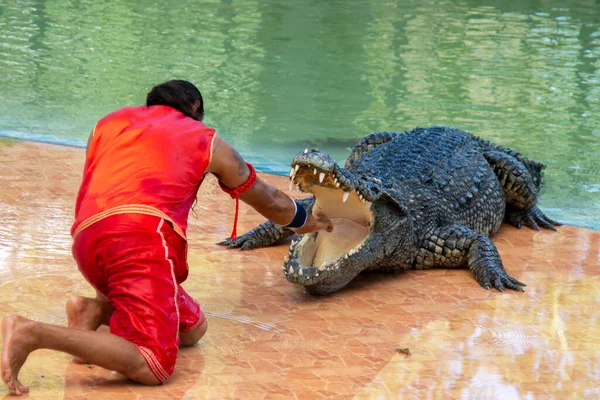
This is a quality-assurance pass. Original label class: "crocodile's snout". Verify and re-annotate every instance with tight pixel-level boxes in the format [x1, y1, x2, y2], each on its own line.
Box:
[291, 148, 337, 174]
[284, 150, 375, 288]
[289, 149, 372, 204]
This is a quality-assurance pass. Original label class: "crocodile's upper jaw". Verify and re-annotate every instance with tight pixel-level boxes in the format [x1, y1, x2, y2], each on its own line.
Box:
[283, 157, 375, 287]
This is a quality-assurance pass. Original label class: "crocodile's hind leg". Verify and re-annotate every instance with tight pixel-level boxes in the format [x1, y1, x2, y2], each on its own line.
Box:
[484, 151, 561, 231]
[414, 225, 525, 292]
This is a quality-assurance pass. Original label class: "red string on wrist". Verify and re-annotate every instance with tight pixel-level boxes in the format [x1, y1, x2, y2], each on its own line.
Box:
[219, 163, 257, 240]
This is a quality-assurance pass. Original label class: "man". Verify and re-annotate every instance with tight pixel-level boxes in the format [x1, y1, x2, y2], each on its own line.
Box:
[1, 80, 332, 395]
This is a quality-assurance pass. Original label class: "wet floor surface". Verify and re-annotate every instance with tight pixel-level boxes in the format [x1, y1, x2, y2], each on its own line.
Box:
[0, 141, 598, 399]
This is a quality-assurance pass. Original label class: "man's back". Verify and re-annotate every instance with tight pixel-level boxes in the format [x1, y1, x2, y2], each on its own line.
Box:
[72, 105, 216, 239]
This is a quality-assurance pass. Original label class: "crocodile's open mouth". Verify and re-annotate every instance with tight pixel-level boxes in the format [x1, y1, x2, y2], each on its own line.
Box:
[283, 155, 374, 286]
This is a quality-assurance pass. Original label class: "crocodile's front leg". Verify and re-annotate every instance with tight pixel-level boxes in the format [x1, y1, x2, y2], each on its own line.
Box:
[414, 225, 526, 292]
[217, 196, 315, 250]
[484, 151, 561, 231]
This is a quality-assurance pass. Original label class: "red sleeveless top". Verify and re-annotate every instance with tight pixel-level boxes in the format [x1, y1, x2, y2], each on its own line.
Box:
[71, 105, 216, 239]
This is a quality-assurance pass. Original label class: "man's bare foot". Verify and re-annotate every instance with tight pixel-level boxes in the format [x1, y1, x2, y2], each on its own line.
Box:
[2, 315, 38, 396]
[66, 296, 110, 363]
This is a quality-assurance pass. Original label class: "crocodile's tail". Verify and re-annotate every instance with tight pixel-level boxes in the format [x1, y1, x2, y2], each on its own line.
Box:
[473, 136, 546, 191]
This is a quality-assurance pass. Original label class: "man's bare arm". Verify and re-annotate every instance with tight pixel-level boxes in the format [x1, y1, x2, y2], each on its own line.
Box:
[206, 137, 332, 233]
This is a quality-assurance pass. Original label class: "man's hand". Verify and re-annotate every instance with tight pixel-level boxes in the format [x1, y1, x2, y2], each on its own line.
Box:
[291, 212, 333, 235]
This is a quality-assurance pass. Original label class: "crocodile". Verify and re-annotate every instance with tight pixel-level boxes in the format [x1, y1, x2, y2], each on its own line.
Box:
[218, 126, 560, 295]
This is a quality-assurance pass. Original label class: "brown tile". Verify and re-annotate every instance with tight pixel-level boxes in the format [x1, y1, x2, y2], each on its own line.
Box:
[0, 141, 598, 399]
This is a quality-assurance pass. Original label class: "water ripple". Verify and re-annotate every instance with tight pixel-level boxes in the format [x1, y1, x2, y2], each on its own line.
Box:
[0, 0, 599, 229]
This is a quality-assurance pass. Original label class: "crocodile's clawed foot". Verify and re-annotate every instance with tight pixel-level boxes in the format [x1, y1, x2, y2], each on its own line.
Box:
[216, 220, 292, 251]
[505, 206, 562, 232]
[217, 235, 259, 250]
[471, 257, 527, 292]
[479, 271, 526, 292]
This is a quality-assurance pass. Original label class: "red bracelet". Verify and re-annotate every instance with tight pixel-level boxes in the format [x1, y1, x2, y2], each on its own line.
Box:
[219, 163, 257, 240]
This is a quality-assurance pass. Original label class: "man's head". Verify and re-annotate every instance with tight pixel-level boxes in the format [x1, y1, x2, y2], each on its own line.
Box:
[146, 80, 204, 121]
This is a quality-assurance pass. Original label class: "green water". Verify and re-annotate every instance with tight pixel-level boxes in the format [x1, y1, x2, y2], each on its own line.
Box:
[1, 0, 599, 230]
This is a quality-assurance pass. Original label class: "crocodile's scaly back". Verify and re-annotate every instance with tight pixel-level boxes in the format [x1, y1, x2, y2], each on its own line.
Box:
[346, 127, 545, 190]
[347, 127, 477, 183]
[344, 131, 398, 169]
[345, 127, 506, 238]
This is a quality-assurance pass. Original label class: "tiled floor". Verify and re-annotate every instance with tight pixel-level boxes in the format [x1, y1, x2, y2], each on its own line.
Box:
[0, 140, 598, 399]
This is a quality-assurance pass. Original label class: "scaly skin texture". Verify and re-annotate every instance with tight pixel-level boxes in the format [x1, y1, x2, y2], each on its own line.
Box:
[219, 127, 560, 294]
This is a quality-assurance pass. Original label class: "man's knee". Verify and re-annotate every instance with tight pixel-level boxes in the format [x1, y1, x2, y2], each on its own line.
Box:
[131, 346, 176, 385]
[65, 295, 88, 315]
[128, 361, 163, 386]
[180, 319, 207, 347]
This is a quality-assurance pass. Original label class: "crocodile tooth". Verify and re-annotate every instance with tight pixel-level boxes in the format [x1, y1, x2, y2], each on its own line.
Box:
[289, 266, 294, 274]
[319, 172, 325, 183]
[334, 177, 338, 184]
[342, 191, 350, 203]
[284, 256, 289, 263]
[289, 167, 295, 177]
[298, 268, 303, 276]
[344, 254, 349, 259]
[295, 164, 300, 171]
[313, 168, 317, 175]
[304, 148, 308, 153]
[318, 263, 327, 271]
[336, 182, 341, 188]
[289, 180, 294, 192]
[315, 273, 319, 277]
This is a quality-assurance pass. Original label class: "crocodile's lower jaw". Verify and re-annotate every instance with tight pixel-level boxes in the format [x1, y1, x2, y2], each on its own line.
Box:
[283, 165, 374, 285]
[283, 223, 371, 286]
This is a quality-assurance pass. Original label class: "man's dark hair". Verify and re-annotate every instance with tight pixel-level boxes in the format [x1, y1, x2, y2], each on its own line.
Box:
[146, 80, 204, 121]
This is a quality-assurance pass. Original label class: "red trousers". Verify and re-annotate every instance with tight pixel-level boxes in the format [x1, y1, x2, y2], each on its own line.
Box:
[72, 213, 205, 382]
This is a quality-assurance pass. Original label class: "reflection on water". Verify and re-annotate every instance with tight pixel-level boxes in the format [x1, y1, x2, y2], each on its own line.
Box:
[0, 0, 599, 229]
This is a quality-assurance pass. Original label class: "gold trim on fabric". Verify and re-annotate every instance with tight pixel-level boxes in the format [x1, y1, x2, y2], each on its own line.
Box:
[157, 219, 181, 342]
[138, 346, 170, 383]
[72, 205, 186, 240]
